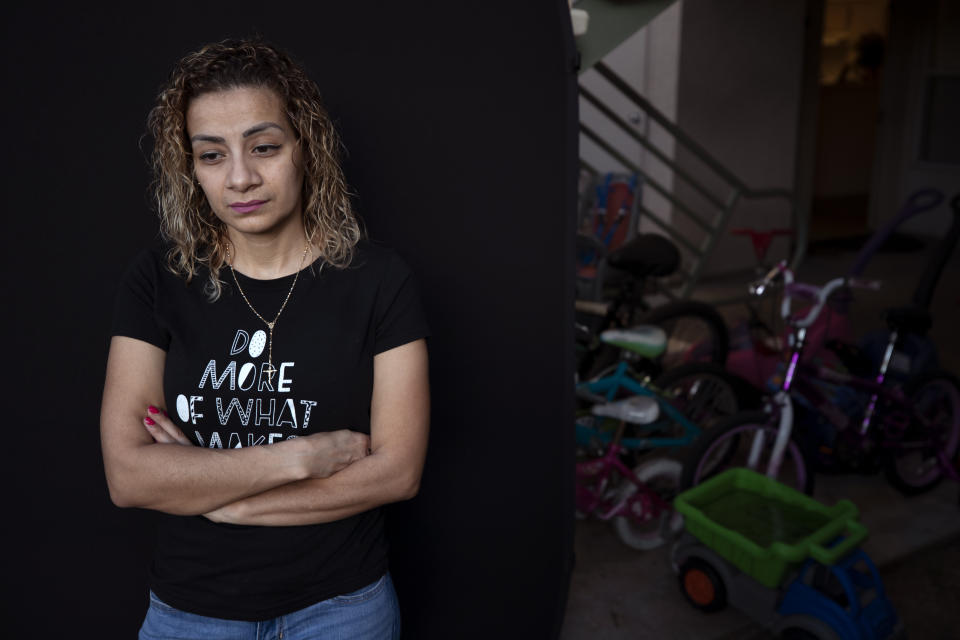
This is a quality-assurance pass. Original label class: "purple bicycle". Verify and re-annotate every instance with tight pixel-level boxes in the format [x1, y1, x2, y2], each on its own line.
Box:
[680, 261, 960, 496]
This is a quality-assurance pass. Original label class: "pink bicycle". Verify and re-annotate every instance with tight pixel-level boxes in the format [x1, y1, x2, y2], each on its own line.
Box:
[575, 394, 683, 550]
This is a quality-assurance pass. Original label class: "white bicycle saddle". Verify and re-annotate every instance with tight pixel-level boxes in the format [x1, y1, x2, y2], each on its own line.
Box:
[599, 325, 667, 359]
[590, 395, 660, 425]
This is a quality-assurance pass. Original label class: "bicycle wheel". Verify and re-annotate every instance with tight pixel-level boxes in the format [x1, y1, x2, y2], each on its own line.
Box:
[612, 458, 684, 550]
[637, 300, 730, 369]
[654, 362, 760, 430]
[680, 411, 814, 494]
[884, 372, 960, 495]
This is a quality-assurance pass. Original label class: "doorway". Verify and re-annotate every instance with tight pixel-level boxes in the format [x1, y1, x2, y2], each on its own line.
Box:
[809, 0, 889, 245]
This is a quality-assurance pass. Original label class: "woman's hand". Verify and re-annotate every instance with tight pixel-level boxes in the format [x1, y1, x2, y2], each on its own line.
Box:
[103, 336, 376, 516]
[291, 431, 371, 479]
[143, 406, 192, 445]
[204, 504, 234, 524]
[139, 404, 370, 524]
[201, 431, 370, 524]
[142, 407, 369, 477]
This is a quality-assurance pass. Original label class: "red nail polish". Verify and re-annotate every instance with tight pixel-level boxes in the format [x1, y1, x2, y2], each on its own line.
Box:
[162, 410, 169, 417]
[148, 406, 160, 414]
[145, 417, 156, 426]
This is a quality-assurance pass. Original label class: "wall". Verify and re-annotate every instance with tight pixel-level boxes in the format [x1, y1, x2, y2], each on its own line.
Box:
[673, 0, 808, 276]
[578, 2, 683, 229]
[872, 0, 960, 236]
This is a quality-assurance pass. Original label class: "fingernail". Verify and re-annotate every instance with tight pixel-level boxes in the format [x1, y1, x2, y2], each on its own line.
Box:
[148, 406, 160, 414]
[145, 417, 156, 426]
[162, 410, 168, 417]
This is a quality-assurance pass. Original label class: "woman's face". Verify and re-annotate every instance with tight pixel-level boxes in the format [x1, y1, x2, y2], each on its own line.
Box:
[186, 86, 304, 240]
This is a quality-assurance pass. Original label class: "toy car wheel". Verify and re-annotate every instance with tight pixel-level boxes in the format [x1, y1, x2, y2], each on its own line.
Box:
[678, 557, 726, 612]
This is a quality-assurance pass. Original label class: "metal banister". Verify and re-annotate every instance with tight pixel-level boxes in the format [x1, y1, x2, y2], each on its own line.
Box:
[579, 85, 726, 211]
[582, 62, 805, 297]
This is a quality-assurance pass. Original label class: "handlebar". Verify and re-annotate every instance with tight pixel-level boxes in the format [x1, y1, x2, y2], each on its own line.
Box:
[747, 260, 881, 329]
[788, 278, 847, 328]
[748, 260, 790, 297]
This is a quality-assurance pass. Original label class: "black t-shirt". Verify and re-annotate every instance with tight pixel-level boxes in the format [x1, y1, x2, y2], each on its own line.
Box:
[111, 240, 429, 621]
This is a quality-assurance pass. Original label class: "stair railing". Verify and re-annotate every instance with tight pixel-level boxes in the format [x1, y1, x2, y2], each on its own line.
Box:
[580, 61, 805, 300]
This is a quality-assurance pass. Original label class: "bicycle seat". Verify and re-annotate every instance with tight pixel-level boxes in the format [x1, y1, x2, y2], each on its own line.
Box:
[591, 395, 660, 425]
[731, 227, 792, 263]
[884, 306, 932, 335]
[606, 233, 680, 279]
[600, 326, 667, 359]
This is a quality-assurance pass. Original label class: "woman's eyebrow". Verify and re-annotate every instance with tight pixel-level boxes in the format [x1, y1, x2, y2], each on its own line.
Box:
[189, 122, 284, 144]
[242, 122, 284, 138]
[190, 133, 225, 144]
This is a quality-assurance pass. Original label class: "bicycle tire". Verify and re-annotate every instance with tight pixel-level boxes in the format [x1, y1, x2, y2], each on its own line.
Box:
[884, 371, 960, 495]
[637, 300, 730, 369]
[612, 458, 684, 550]
[680, 410, 815, 494]
[654, 362, 762, 429]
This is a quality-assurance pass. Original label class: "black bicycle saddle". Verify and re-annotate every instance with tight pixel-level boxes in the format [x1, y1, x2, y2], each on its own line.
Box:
[606, 233, 680, 279]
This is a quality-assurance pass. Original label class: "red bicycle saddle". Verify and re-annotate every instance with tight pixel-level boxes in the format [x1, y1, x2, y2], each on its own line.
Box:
[731, 228, 793, 263]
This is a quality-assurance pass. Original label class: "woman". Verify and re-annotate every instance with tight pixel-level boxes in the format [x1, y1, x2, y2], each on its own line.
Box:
[100, 38, 430, 639]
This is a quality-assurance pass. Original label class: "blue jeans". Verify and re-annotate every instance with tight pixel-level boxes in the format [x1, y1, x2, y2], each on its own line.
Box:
[138, 573, 401, 640]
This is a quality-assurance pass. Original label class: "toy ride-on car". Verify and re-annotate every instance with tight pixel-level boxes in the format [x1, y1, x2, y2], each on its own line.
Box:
[672, 468, 904, 640]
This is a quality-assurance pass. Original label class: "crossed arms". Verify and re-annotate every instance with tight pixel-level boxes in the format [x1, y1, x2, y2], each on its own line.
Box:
[99, 336, 429, 526]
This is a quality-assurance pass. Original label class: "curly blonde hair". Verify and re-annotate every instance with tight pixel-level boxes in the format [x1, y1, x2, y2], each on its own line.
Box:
[147, 37, 361, 300]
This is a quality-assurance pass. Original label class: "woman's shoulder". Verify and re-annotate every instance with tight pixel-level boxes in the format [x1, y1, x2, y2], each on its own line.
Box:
[120, 239, 165, 276]
[347, 239, 412, 273]
[352, 238, 398, 260]
[119, 239, 190, 290]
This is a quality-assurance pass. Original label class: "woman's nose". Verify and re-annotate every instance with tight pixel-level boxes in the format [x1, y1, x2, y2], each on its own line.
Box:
[226, 156, 261, 192]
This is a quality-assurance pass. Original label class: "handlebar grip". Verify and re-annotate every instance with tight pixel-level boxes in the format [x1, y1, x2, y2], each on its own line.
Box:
[748, 260, 789, 296]
[847, 277, 881, 291]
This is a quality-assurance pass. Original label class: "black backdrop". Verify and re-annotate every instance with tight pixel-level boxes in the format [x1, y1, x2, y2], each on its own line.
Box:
[2, 2, 578, 637]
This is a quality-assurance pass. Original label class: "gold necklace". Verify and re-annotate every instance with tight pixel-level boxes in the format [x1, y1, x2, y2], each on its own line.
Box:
[227, 242, 311, 381]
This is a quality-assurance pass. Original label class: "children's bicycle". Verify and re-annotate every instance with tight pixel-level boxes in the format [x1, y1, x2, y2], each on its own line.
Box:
[576, 325, 757, 456]
[680, 261, 960, 496]
[575, 326, 759, 549]
[724, 188, 948, 391]
[576, 395, 684, 550]
[575, 232, 730, 380]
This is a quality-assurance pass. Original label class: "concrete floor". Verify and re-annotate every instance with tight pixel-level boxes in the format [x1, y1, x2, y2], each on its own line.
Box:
[560, 238, 960, 639]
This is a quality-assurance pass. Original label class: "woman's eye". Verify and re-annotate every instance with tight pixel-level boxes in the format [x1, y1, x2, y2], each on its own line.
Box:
[198, 151, 223, 162]
[253, 144, 280, 155]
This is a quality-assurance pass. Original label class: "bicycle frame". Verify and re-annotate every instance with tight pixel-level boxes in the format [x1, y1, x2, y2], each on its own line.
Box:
[575, 424, 673, 521]
[747, 264, 959, 483]
[790, 338, 960, 482]
[739, 265, 862, 480]
[576, 360, 703, 450]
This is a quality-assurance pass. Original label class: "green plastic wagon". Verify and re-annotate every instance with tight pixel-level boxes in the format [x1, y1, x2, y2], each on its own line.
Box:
[673, 468, 868, 588]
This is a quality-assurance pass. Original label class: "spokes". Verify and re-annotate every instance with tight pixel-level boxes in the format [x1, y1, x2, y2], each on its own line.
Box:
[885, 376, 960, 493]
[695, 424, 808, 492]
[671, 377, 737, 424]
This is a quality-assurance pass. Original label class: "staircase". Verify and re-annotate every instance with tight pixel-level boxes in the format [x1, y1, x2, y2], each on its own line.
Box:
[573, 0, 805, 300]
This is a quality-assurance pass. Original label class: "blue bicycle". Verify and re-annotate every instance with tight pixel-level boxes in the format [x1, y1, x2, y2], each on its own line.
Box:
[576, 325, 759, 454]
[574, 324, 758, 549]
